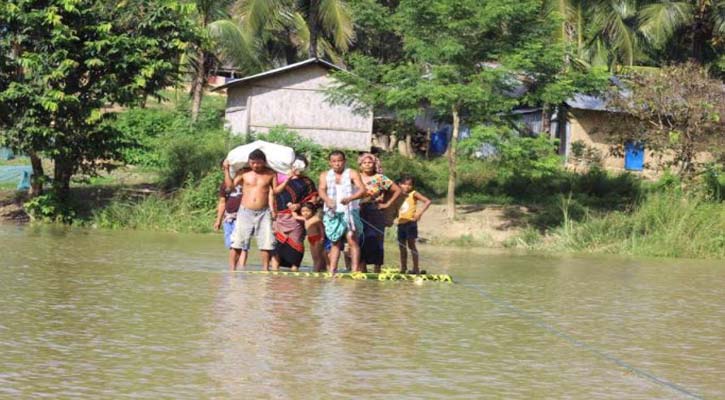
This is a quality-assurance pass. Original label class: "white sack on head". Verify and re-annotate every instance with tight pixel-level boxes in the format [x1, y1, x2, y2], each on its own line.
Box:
[225, 140, 295, 175]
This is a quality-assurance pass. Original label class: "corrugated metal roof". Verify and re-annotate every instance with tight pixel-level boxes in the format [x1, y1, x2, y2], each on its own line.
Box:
[565, 77, 628, 111]
[212, 58, 343, 91]
[565, 93, 610, 111]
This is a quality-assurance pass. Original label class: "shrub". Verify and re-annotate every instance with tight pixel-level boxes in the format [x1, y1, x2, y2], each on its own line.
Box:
[114, 107, 178, 167]
[24, 193, 75, 223]
[701, 163, 725, 202]
[112, 92, 229, 188]
[179, 169, 224, 211]
[158, 129, 228, 189]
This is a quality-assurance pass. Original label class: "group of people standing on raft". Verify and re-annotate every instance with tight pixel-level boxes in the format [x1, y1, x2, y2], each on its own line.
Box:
[213, 149, 431, 275]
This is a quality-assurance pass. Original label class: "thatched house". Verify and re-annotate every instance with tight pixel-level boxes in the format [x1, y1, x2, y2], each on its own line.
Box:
[214, 59, 373, 151]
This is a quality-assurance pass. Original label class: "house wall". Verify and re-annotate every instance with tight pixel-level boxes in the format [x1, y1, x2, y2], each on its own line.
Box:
[567, 109, 625, 171]
[224, 64, 373, 151]
[567, 108, 714, 176]
[224, 86, 250, 135]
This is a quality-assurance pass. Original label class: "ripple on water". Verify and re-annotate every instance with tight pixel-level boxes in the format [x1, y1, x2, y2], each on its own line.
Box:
[1, 226, 723, 399]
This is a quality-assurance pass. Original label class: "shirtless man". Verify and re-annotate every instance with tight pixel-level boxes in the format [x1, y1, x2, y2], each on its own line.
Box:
[224, 149, 277, 270]
[318, 151, 367, 273]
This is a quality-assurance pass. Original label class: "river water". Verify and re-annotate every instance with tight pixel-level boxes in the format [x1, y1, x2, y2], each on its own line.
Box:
[0, 225, 723, 399]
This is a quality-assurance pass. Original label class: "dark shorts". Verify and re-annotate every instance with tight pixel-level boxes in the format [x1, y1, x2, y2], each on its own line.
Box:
[397, 221, 418, 241]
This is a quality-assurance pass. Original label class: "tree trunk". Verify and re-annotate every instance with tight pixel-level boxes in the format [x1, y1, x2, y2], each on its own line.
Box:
[447, 107, 460, 221]
[29, 151, 44, 196]
[53, 158, 74, 202]
[307, 0, 319, 59]
[691, 21, 706, 64]
[190, 47, 206, 123]
[284, 42, 298, 65]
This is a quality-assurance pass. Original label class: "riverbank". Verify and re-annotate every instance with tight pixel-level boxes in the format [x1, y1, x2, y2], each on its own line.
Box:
[3, 187, 723, 260]
[0, 191, 29, 224]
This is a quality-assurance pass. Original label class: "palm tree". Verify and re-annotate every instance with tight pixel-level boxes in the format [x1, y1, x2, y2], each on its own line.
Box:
[190, 0, 257, 122]
[639, 0, 725, 66]
[548, 0, 648, 70]
[588, 0, 647, 69]
[234, 0, 354, 65]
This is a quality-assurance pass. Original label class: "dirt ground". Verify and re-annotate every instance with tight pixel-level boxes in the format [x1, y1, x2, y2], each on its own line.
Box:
[0, 191, 29, 224]
[416, 203, 531, 246]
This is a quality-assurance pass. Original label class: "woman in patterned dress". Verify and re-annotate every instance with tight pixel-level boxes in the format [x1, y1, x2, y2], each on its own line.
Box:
[357, 153, 401, 273]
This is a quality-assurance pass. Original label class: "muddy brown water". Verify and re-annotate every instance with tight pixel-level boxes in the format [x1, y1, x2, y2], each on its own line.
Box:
[1, 225, 723, 399]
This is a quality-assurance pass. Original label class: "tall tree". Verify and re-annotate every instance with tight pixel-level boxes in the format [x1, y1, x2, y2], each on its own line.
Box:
[333, 0, 584, 220]
[0, 0, 196, 200]
[189, 0, 257, 122]
[589, 0, 646, 68]
[235, 0, 354, 64]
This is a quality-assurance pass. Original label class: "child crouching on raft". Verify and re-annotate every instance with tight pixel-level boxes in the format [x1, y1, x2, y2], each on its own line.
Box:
[396, 175, 431, 274]
[293, 202, 327, 272]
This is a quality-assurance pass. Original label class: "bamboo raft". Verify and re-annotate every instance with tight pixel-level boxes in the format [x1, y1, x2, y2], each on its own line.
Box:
[239, 268, 453, 283]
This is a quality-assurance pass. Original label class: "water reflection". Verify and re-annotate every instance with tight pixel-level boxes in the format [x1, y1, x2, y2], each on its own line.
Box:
[0, 225, 722, 399]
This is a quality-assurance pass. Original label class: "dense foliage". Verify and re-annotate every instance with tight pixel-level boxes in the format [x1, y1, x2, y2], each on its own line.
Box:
[0, 0, 197, 199]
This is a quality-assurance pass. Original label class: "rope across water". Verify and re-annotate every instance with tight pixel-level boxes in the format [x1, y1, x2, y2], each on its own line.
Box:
[355, 213, 705, 399]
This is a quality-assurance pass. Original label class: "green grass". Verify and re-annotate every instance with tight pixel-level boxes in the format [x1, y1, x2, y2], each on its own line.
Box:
[522, 191, 725, 259]
[90, 169, 222, 233]
[0, 156, 30, 166]
[91, 194, 216, 233]
[0, 182, 19, 190]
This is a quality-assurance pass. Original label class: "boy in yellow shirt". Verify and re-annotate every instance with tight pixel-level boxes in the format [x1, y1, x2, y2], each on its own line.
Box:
[396, 176, 431, 274]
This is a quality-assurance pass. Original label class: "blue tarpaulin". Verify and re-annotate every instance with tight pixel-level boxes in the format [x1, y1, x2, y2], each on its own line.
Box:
[0, 147, 14, 161]
[0, 166, 33, 190]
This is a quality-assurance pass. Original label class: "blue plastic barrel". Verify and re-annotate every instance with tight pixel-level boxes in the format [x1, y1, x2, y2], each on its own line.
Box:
[624, 142, 644, 171]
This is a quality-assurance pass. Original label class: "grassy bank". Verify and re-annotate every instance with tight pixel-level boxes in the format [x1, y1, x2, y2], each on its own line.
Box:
[507, 191, 725, 259]
[91, 168, 221, 233]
